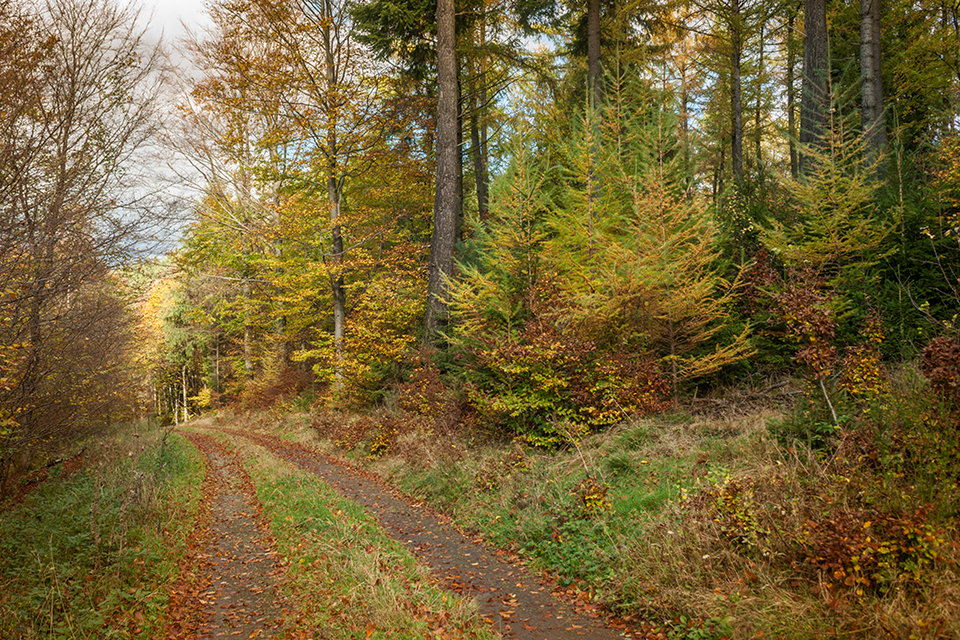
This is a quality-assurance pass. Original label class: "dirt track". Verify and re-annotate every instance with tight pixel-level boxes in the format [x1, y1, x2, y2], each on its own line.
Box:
[165, 432, 299, 639]
[209, 426, 636, 640]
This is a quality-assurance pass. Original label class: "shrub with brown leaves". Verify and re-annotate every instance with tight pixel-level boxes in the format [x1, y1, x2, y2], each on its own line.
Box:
[921, 336, 960, 408]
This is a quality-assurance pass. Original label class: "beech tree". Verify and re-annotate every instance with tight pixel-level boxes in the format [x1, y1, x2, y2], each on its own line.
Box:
[0, 0, 163, 484]
[176, 0, 395, 381]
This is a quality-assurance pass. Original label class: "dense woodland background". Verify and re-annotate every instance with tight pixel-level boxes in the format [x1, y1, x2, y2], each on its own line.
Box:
[2, 0, 960, 471]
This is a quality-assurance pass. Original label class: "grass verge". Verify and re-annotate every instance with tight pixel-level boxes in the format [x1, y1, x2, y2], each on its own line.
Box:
[0, 421, 204, 639]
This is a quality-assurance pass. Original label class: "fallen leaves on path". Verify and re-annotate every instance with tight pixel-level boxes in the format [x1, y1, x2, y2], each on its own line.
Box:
[217, 427, 662, 639]
[164, 433, 299, 639]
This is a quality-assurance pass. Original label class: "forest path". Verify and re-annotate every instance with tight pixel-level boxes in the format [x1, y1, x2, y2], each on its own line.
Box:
[207, 426, 636, 640]
[164, 431, 300, 639]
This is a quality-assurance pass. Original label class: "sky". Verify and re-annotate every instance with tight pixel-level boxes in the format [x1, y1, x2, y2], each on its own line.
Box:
[133, 2, 214, 248]
[141, 0, 211, 48]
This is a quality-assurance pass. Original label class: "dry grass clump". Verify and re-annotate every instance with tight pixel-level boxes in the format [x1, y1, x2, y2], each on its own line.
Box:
[609, 408, 960, 639]
[306, 362, 474, 469]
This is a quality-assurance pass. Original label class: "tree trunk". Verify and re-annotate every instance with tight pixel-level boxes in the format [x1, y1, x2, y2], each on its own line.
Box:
[424, 0, 460, 341]
[328, 175, 346, 379]
[860, 0, 887, 168]
[322, 0, 347, 379]
[680, 58, 692, 195]
[787, 8, 799, 178]
[587, 0, 601, 108]
[469, 81, 489, 220]
[755, 23, 765, 168]
[243, 280, 254, 377]
[213, 335, 220, 395]
[731, 0, 743, 184]
[800, 0, 829, 171]
[474, 17, 489, 220]
[181, 364, 188, 424]
[457, 69, 464, 241]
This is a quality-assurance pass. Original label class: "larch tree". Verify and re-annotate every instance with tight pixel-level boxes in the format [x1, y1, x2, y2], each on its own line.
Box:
[549, 84, 752, 401]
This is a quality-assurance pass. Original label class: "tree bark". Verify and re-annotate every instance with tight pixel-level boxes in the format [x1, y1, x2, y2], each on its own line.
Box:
[731, 0, 743, 184]
[754, 22, 765, 168]
[181, 364, 189, 424]
[860, 0, 887, 168]
[469, 80, 489, 220]
[800, 0, 829, 172]
[680, 57, 692, 195]
[587, 0, 602, 108]
[424, 0, 460, 341]
[321, 0, 347, 380]
[243, 279, 254, 377]
[787, 7, 799, 178]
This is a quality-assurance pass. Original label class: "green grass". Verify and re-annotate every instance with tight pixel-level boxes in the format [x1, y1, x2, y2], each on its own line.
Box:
[304, 392, 959, 639]
[0, 424, 204, 639]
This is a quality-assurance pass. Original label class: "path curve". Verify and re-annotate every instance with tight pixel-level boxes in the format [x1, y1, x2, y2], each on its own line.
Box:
[217, 427, 636, 640]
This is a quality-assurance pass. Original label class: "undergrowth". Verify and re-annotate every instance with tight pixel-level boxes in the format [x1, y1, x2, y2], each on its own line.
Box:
[275, 359, 960, 640]
[203, 343, 960, 639]
[0, 422, 204, 639]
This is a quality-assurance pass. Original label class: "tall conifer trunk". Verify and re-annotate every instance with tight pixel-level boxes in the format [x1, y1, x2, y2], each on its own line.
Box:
[587, 0, 601, 108]
[787, 8, 799, 178]
[424, 0, 460, 340]
[800, 0, 829, 172]
[755, 23, 765, 167]
[731, 0, 743, 184]
[860, 0, 887, 168]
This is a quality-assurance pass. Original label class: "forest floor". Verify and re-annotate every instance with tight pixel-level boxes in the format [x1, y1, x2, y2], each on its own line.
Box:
[170, 421, 640, 640]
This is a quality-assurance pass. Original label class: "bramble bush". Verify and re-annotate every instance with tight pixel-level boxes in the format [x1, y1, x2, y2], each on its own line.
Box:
[921, 336, 960, 410]
[794, 505, 944, 598]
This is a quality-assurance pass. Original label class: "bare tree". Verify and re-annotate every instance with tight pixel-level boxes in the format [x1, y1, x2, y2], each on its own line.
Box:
[0, 0, 164, 487]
